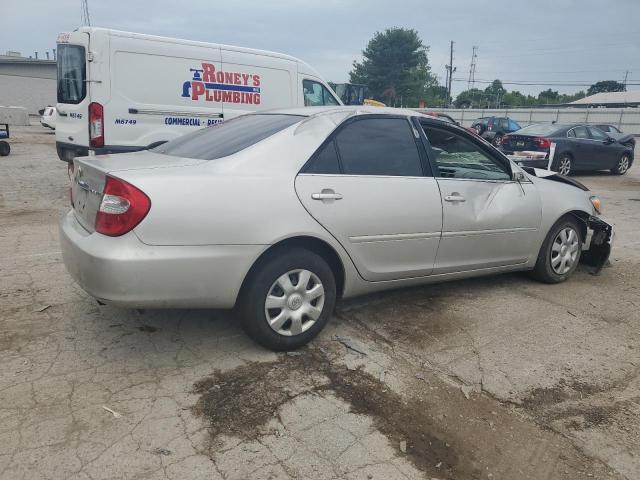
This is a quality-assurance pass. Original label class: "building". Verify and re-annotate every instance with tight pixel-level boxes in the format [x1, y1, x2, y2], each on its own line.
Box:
[0, 53, 56, 115]
[569, 90, 640, 108]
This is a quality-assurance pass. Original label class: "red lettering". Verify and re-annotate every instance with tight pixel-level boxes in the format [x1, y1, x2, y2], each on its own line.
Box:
[224, 72, 234, 84]
[243, 92, 253, 104]
[241, 73, 250, 85]
[202, 63, 216, 82]
[191, 81, 205, 100]
[214, 90, 222, 102]
[216, 71, 224, 83]
[205, 89, 214, 102]
[222, 91, 233, 102]
[232, 92, 240, 103]
[233, 73, 241, 85]
[254, 93, 261, 104]
[253, 75, 261, 87]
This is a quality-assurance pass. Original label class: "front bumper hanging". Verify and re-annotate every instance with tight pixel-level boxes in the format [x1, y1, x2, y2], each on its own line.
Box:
[580, 216, 613, 274]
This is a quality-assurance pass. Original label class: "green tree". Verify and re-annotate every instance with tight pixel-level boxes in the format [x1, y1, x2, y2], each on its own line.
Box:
[587, 80, 626, 95]
[454, 88, 487, 108]
[350, 28, 438, 107]
[537, 88, 560, 104]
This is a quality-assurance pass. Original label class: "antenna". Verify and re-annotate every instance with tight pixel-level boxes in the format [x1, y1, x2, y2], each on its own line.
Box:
[468, 46, 478, 90]
[81, 0, 91, 26]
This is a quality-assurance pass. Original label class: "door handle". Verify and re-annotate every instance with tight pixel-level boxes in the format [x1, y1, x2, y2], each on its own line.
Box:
[312, 192, 343, 201]
[444, 193, 466, 202]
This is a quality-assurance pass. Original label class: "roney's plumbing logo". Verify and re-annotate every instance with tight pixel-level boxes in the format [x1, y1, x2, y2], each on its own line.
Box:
[181, 63, 261, 105]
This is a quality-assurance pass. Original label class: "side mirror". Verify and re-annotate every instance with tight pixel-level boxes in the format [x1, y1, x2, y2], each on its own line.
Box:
[513, 170, 527, 182]
[604, 137, 615, 145]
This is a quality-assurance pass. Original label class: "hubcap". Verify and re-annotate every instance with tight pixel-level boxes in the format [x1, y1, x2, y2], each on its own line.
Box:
[551, 227, 580, 275]
[558, 157, 571, 175]
[618, 156, 630, 173]
[264, 269, 325, 336]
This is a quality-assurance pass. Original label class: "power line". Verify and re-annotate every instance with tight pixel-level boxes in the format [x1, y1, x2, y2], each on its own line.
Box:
[452, 78, 640, 87]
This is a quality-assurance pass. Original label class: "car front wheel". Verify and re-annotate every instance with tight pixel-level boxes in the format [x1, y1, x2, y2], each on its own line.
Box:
[611, 153, 631, 175]
[238, 247, 336, 351]
[531, 216, 582, 283]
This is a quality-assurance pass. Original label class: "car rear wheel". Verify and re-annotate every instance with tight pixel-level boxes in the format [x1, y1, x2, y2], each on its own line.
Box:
[555, 154, 572, 176]
[531, 216, 582, 284]
[492, 134, 503, 147]
[238, 247, 336, 351]
[611, 153, 631, 175]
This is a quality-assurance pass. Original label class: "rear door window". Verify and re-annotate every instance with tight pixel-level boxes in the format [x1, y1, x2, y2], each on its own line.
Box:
[588, 127, 608, 140]
[57, 44, 86, 104]
[154, 114, 303, 160]
[572, 126, 589, 139]
[335, 118, 424, 176]
[304, 141, 341, 174]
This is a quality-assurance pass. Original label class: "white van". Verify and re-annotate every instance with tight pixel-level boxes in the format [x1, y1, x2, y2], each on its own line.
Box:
[55, 27, 341, 162]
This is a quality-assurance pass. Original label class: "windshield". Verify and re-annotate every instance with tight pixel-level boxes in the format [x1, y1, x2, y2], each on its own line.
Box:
[515, 124, 565, 136]
[154, 114, 305, 160]
[57, 44, 86, 104]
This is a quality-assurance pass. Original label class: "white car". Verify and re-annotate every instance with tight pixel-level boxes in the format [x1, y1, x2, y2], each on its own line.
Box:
[40, 106, 57, 129]
[61, 107, 613, 351]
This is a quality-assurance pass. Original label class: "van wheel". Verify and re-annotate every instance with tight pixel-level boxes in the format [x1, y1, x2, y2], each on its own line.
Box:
[611, 153, 631, 175]
[238, 248, 336, 351]
[0, 141, 10, 156]
[531, 216, 582, 284]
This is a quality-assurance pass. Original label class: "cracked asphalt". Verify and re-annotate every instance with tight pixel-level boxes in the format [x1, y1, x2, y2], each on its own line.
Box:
[1, 124, 638, 479]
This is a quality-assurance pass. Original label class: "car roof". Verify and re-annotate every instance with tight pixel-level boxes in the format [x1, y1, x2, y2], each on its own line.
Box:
[260, 105, 428, 119]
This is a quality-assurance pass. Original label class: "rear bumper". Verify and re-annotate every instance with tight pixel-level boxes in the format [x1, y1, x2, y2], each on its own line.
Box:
[59, 211, 264, 308]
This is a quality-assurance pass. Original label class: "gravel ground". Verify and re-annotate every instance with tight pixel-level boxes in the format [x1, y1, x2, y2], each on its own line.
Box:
[1, 124, 638, 480]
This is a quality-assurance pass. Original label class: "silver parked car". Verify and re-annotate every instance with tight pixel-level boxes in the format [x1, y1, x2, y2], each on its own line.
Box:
[61, 107, 613, 350]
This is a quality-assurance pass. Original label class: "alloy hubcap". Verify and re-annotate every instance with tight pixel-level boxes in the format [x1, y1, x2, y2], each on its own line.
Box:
[618, 156, 630, 173]
[264, 269, 325, 336]
[558, 158, 571, 175]
[551, 227, 580, 275]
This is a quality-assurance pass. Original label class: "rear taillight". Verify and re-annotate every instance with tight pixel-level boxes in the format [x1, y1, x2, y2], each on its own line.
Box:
[95, 175, 151, 236]
[534, 137, 551, 149]
[89, 102, 104, 148]
[487, 120, 493, 131]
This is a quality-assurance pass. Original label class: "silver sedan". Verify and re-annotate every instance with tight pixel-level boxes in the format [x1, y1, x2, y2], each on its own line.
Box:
[60, 107, 613, 350]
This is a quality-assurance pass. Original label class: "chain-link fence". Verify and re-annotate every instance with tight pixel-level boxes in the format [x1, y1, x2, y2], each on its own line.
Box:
[415, 108, 640, 135]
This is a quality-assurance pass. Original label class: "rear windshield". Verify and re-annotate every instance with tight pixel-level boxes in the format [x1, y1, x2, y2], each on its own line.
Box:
[514, 124, 564, 136]
[154, 114, 304, 160]
[57, 44, 86, 104]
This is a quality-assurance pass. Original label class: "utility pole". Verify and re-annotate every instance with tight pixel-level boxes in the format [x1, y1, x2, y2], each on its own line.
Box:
[623, 70, 630, 89]
[467, 46, 478, 90]
[445, 41, 456, 107]
[81, 0, 91, 26]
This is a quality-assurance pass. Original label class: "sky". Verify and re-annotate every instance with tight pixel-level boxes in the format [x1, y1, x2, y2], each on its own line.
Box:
[2, 0, 639, 98]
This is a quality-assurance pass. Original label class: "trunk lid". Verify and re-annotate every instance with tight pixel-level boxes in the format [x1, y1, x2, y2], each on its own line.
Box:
[71, 151, 203, 232]
[502, 134, 547, 153]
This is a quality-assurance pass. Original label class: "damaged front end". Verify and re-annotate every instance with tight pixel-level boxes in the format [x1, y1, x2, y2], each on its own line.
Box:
[579, 216, 613, 274]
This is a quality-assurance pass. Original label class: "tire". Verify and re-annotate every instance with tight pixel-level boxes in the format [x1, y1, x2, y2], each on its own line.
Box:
[0, 141, 10, 156]
[492, 134, 503, 147]
[474, 125, 484, 135]
[531, 216, 582, 284]
[237, 247, 337, 351]
[610, 152, 631, 175]
[554, 153, 572, 176]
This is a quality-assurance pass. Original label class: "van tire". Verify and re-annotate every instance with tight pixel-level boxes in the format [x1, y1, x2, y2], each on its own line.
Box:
[238, 247, 336, 351]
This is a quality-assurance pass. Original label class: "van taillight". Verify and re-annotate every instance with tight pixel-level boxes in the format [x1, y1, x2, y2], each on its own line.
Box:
[95, 175, 151, 236]
[89, 102, 104, 148]
[534, 137, 551, 149]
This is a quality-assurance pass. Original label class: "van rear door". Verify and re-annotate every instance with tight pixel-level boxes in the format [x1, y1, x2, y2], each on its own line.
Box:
[56, 32, 91, 161]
